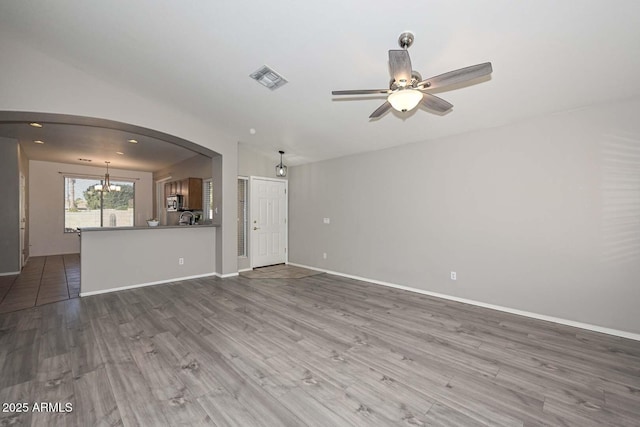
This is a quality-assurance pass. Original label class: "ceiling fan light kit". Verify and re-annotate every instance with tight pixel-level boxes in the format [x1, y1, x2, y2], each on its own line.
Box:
[331, 32, 493, 119]
[388, 89, 423, 112]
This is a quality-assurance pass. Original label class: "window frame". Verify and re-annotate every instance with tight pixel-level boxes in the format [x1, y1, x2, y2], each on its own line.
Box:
[203, 178, 214, 222]
[63, 175, 136, 232]
[238, 177, 248, 257]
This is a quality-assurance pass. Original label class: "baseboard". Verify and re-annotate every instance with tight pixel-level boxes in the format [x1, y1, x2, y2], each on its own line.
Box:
[287, 262, 640, 342]
[79, 272, 217, 297]
[238, 268, 252, 273]
[30, 251, 80, 257]
[0, 271, 20, 276]
[287, 263, 325, 273]
[216, 272, 240, 278]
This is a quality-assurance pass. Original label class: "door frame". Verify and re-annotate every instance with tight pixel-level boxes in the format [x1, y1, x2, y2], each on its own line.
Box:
[19, 173, 27, 268]
[248, 176, 288, 269]
[155, 175, 173, 225]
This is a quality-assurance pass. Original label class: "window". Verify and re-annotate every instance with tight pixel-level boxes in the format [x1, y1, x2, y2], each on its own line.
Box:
[64, 176, 135, 232]
[238, 178, 248, 256]
[203, 179, 214, 221]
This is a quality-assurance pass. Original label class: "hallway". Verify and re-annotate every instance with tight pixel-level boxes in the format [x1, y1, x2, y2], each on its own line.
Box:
[0, 254, 79, 314]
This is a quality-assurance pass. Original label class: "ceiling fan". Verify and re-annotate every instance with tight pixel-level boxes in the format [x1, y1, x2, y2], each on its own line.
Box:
[331, 32, 493, 119]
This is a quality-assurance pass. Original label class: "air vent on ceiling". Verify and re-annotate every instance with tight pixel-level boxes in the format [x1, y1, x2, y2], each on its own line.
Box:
[78, 158, 92, 162]
[250, 65, 288, 90]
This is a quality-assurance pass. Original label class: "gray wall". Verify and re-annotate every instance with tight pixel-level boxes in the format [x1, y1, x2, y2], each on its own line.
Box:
[0, 137, 20, 274]
[80, 226, 215, 294]
[289, 97, 640, 335]
[154, 154, 214, 182]
[238, 143, 287, 179]
[1, 34, 238, 276]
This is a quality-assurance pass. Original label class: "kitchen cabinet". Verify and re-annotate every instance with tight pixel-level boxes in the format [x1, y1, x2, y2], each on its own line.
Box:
[181, 178, 203, 210]
[164, 181, 180, 197]
[164, 177, 203, 210]
[164, 181, 175, 197]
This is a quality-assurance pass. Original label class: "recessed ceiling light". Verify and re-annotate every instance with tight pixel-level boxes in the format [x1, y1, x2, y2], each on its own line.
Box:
[116, 151, 124, 155]
[33, 140, 44, 144]
[128, 139, 138, 144]
[29, 122, 43, 128]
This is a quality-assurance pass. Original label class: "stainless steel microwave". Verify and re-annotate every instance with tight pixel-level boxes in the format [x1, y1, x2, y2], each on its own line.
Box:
[166, 195, 183, 211]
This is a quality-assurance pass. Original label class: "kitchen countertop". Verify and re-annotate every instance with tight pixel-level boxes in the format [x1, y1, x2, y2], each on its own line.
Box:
[79, 224, 219, 232]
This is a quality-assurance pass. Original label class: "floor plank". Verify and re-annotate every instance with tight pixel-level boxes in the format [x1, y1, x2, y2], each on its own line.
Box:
[0, 271, 639, 425]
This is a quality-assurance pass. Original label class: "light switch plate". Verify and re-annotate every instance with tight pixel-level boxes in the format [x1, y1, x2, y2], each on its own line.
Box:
[323, 218, 330, 224]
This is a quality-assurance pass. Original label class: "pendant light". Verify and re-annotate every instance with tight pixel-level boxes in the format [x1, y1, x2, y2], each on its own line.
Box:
[275, 150, 287, 177]
[94, 161, 121, 192]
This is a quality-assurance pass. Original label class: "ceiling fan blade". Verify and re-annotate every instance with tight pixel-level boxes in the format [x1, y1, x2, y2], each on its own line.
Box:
[369, 101, 392, 119]
[419, 62, 492, 90]
[332, 89, 389, 95]
[421, 93, 453, 113]
[389, 50, 412, 84]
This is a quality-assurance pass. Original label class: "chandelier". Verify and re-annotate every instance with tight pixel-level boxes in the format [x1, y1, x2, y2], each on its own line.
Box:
[94, 161, 121, 192]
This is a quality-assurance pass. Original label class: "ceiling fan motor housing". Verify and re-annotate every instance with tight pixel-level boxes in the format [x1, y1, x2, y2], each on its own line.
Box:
[390, 71, 422, 91]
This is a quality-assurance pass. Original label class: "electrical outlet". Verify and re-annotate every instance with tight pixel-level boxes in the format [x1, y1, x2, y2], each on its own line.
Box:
[450, 271, 457, 281]
[323, 252, 327, 259]
[179, 257, 184, 265]
[323, 218, 330, 224]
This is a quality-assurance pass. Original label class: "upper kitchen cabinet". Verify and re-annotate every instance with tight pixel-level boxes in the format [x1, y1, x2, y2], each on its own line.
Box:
[181, 178, 202, 210]
[165, 177, 202, 210]
[164, 181, 174, 199]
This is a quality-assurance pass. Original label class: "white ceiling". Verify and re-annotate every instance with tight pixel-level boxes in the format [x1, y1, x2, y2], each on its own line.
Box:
[1, 0, 640, 166]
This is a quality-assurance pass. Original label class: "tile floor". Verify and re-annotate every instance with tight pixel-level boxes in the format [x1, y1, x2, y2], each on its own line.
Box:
[0, 254, 79, 314]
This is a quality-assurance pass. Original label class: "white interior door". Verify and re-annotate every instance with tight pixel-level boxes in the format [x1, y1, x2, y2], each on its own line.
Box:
[250, 177, 287, 268]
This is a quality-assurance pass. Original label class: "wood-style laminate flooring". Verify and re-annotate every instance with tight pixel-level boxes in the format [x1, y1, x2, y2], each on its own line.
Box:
[240, 264, 324, 279]
[1, 272, 639, 426]
[0, 255, 80, 314]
